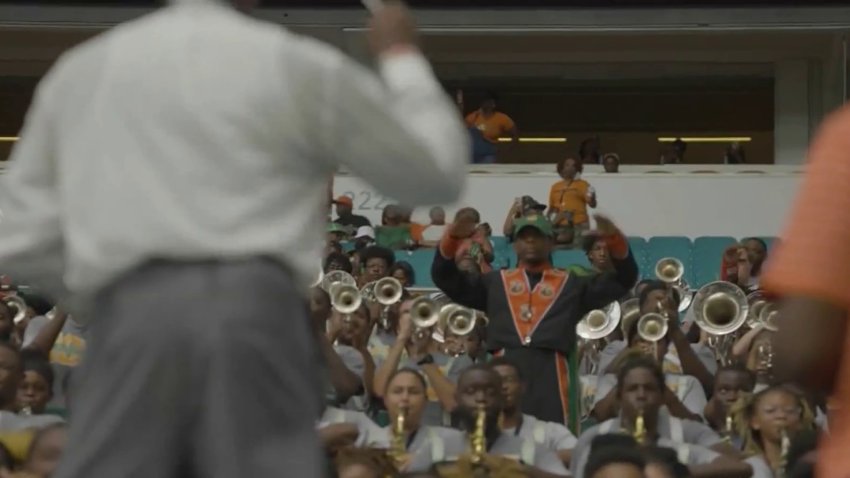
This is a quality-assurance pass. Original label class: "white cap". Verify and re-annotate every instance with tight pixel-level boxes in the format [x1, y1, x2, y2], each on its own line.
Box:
[355, 226, 375, 239]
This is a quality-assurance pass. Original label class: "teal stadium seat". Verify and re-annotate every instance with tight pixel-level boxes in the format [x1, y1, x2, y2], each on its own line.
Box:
[490, 236, 510, 254]
[395, 250, 436, 288]
[692, 236, 737, 288]
[552, 250, 591, 270]
[627, 237, 650, 273]
[646, 237, 694, 284]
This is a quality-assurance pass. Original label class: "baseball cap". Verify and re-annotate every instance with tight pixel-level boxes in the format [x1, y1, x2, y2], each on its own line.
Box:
[355, 226, 375, 239]
[334, 196, 353, 207]
[513, 214, 554, 237]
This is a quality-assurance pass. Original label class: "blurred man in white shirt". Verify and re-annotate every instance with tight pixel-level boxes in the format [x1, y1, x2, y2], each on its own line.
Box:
[0, 0, 468, 476]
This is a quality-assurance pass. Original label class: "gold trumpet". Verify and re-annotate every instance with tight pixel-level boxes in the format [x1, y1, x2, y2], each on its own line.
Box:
[2, 295, 27, 325]
[636, 311, 668, 343]
[321, 270, 356, 294]
[373, 277, 404, 306]
[577, 301, 621, 341]
[439, 304, 478, 337]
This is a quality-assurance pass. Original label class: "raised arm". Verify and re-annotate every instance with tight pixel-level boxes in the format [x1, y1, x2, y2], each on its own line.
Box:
[300, 4, 468, 206]
[431, 213, 489, 311]
[580, 217, 639, 311]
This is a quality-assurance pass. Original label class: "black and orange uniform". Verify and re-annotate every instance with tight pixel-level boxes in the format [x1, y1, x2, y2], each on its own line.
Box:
[431, 224, 637, 433]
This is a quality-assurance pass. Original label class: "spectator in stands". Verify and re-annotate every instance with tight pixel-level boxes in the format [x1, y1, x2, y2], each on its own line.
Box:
[358, 246, 395, 286]
[548, 157, 597, 249]
[465, 92, 517, 164]
[660, 139, 687, 165]
[17, 351, 53, 415]
[0, 344, 62, 431]
[502, 196, 547, 241]
[325, 251, 354, 275]
[724, 142, 746, 164]
[411, 207, 447, 248]
[454, 208, 493, 275]
[334, 196, 372, 236]
[376, 205, 414, 250]
[328, 223, 348, 243]
[578, 136, 602, 165]
[326, 240, 343, 257]
[721, 238, 768, 292]
[583, 235, 614, 273]
[389, 261, 416, 288]
[602, 153, 620, 174]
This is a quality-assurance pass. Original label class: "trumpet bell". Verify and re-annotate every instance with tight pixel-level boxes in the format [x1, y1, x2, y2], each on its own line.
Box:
[330, 283, 363, 315]
[2, 295, 28, 325]
[410, 296, 439, 329]
[674, 283, 694, 312]
[620, 298, 640, 335]
[321, 270, 356, 293]
[440, 304, 477, 336]
[637, 312, 668, 342]
[577, 301, 621, 340]
[692, 281, 748, 336]
[759, 302, 779, 332]
[655, 257, 684, 284]
[746, 291, 767, 329]
[374, 277, 403, 306]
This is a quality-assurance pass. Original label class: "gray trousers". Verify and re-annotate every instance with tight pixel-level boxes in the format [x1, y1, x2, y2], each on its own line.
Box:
[55, 258, 326, 478]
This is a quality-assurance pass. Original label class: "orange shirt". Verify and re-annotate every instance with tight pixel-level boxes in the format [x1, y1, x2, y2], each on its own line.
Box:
[761, 104, 850, 478]
[465, 110, 515, 143]
[548, 179, 592, 226]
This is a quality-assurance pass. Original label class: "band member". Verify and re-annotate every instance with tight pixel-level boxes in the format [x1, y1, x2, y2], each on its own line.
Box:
[448, 365, 570, 477]
[703, 365, 756, 445]
[571, 358, 752, 478]
[433, 212, 638, 431]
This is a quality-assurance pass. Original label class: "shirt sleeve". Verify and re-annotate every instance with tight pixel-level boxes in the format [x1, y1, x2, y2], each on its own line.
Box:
[545, 422, 578, 450]
[685, 419, 724, 447]
[500, 113, 516, 133]
[308, 45, 469, 207]
[533, 444, 570, 475]
[679, 376, 709, 416]
[548, 183, 559, 210]
[761, 105, 850, 308]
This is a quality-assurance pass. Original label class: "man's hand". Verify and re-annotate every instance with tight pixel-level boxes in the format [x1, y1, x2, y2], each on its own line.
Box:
[448, 209, 479, 239]
[592, 214, 622, 237]
[367, 2, 419, 57]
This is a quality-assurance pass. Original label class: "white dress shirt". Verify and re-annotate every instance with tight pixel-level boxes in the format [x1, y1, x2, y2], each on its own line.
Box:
[0, 0, 468, 307]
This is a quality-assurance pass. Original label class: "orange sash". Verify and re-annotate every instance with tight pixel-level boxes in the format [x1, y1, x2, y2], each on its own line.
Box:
[500, 268, 569, 346]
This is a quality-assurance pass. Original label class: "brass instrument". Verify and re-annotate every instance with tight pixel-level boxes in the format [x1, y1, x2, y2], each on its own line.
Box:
[692, 281, 748, 335]
[619, 298, 640, 336]
[470, 405, 487, 465]
[578, 301, 621, 374]
[373, 277, 404, 306]
[439, 304, 478, 337]
[654, 257, 693, 312]
[636, 311, 668, 343]
[758, 302, 779, 332]
[321, 270, 357, 294]
[722, 414, 734, 443]
[388, 407, 407, 470]
[745, 290, 767, 329]
[755, 340, 774, 382]
[633, 412, 646, 444]
[2, 295, 27, 325]
[779, 427, 790, 478]
[410, 296, 439, 340]
[577, 301, 621, 341]
[329, 283, 363, 316]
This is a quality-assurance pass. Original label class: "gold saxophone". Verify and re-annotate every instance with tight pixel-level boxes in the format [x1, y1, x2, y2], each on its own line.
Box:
[779, 427, 790, 478]
[470, 405, 487, 465]
[633, 412, 646, 444]
[723, 414, 734, 443]
[388, 407, 407, 471]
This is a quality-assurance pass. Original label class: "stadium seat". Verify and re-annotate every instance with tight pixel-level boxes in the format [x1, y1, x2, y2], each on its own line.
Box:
[552, 250, 590, 269]
[490, 236, 510, 255]
[754, 236, 777, 251]
[692, 236, 736, 287]
[627, 236, 650, 273]
[646, 236, 694, 283]
[394, 250, 436, 287]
